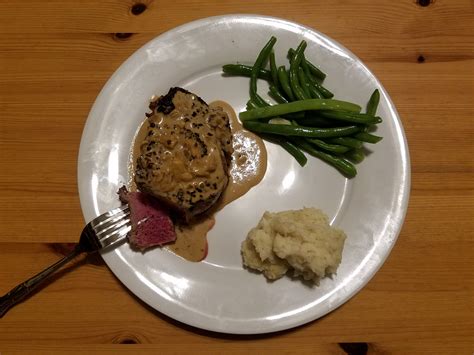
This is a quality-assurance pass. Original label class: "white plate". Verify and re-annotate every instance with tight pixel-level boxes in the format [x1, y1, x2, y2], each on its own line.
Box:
[78, 15, 410, 334]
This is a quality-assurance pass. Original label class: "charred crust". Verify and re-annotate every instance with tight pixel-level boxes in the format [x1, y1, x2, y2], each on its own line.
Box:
[149, 98, 159, 111]
[117, 186, 129, 204]
[152, 87, 207, 114]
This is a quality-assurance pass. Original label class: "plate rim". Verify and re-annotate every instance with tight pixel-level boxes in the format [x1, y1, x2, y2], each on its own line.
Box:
[77, 13, 411, 334]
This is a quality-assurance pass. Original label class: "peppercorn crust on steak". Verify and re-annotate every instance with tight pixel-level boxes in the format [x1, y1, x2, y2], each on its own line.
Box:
[135, 87, 233, 222]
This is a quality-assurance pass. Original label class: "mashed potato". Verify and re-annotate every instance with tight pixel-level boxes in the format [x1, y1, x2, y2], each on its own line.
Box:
[241, 208, 346, 283]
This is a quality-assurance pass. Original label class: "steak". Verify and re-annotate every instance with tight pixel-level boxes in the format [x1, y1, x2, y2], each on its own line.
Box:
[118, 186, 176, 250]
[135, 87, 233, 222]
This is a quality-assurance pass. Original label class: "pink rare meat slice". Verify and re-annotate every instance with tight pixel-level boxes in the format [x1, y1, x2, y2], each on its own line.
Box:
[118, 186, 176, 250]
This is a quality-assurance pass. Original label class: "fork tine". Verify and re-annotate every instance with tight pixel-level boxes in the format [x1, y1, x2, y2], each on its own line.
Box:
[95, 213, 130, 238]
[99, 224, 132, 249]
[85, 204, 132, 250]
[94, 204, 129, 222]
[91, 205, 130, 229]
[97, 220, 132, 243]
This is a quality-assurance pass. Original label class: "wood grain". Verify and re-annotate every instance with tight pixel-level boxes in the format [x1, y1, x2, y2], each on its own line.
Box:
[0, 1, 472, 38]
[0, 0, 473, 354]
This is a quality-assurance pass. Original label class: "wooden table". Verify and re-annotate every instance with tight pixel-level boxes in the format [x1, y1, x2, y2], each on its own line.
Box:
[1, 1, 472, 354]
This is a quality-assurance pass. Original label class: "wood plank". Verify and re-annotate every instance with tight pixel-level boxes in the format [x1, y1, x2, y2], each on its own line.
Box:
[0, 342, 472, 355]
[0, 241, 471, 344]
[0, 31, 472, 69]
[0, 344, 347, 354]
[1, 62, 473, 108]
[0, 0, 472, 38]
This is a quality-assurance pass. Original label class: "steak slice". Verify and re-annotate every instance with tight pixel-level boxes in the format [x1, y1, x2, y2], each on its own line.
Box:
[118, 186, 176, 250]
[135, 87, 233, 222]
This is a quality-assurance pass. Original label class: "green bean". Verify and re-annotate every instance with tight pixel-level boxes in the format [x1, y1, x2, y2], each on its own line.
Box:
[363, 88, 381, 132]
[290, 119, 351, 153]
[363, 124, 379, 133]
[319, 110, 382, 125]
[251, 36, 277, 107]
[283, 142, 307, 166]
[267, 60, 288, 102]
[295, 115, 338, 127]
[269, 52, 279, 86]
[280, 141, 308, 166]
[291, 118, 349, 154]
[307, 83, 323, 99]
[327, 137, 364, 149]
[307, 138, 351, 154]
[297, 67, 312, 99]
[288, 48, 326, 81]
[366, 89, 380, 116]
[269, 85, 288, 104]
[222, 64, 272, 81]
[301, 53, 312, 79]
[289, 51, 333, 98]
[345, 148, 365, 163]
[283, 112, 306, 120]
[292, 138, 357, 178]
[261, 134, 308, 166]
[246, 99, 259, 110]
[289, 41, 309, 100]
[243, 121, 360, 138]
[311, 80, 333, 99]
[353, 132, 383, 144]
[240, 99, 361, 120]
[278, 65, 295, 101]
[289, 50, 333, 98]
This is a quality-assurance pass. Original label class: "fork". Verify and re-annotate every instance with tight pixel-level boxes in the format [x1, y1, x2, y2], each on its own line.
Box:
[0, 204, 131, 318]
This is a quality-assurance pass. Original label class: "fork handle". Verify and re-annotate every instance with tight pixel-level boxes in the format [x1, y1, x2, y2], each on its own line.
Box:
[0, 246, 84, 318]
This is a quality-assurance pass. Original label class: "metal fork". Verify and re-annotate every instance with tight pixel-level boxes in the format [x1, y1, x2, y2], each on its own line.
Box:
[0, 204, 131, 318]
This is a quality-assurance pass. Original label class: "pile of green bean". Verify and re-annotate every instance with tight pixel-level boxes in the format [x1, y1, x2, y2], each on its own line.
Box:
[222, 36, 383, 178]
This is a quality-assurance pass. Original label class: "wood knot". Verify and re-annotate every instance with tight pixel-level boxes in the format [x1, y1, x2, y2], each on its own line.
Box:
[417, 55, 426, 63]
[114, 33, 133, 41]
[113, 335, 140, 344]
[417, 0, 432, 7]
[131, 3, 147, 15]
[339, 342, 369, 355]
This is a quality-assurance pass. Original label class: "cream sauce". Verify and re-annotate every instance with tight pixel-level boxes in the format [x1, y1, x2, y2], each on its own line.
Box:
[129, 100, 267, 262]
